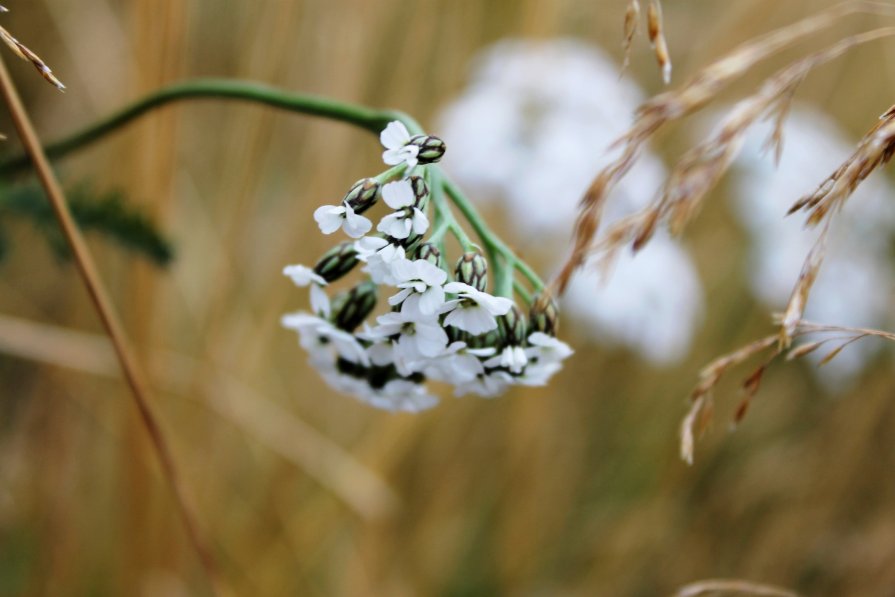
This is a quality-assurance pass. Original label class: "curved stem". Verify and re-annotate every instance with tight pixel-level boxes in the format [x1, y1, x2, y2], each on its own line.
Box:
[0, 78, 403, 176]
[438, 171, 546, 292]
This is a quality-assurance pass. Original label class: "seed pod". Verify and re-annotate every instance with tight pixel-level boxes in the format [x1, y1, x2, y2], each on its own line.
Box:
[456, 252, 488, 292]
[331, 280, 378, 332]
[313, 242, 359, 282]
[343, 178, 380, 214]
[408, 175, 429, 208]
[409, 134, 446, 164]
[413, 242, 444, 269]
[498, 305, 527, 346]
[529, 291, 559, 336]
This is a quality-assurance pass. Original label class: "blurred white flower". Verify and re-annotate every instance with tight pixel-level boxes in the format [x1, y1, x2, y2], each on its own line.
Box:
[437, 38, 704, 363]
[442, 281, 514, 335]
[724, 104, 895, 383]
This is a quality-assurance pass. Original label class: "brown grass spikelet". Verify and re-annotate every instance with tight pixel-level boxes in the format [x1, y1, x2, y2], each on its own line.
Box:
[554, 2, 895, 295]
[622, 0, 641, 72]
[647, 0, 671, 84]
[788, 104, 895, 225]
[681, 319, 895, 463]
[0, 8, 65, 91]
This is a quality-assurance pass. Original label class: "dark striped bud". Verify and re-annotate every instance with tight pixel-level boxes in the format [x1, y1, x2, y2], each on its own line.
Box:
[413, 242, 444, 269]
[331, 280, 378, 332]
[467, 327, 503, 348]
[498, 305, 527, 346]
[456, 252, 488, 292]
[409, 134, 446, 164]
[343, 178, 380, 214]
[529, 291, 559, 336]
[313, 242, 358, 283]
[408, 175, 429, 208]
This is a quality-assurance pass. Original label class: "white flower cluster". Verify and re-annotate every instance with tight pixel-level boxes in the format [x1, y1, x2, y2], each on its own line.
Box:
[437, 39, 704, 364]
[282, 121, 573, 412]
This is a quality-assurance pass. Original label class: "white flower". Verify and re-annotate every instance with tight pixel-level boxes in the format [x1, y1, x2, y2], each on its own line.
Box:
[361, 379, 439, 413]
[377, 180, 429, 239]
[283, 264, 331, 316]
[388, 259, 447, 316]
[283, 264, 325, 287]
[442, 282, 514, 335]
[454, 370, 511, 398]
[511, 361, 563, 387]
[380, 121, 419, 169]
[525, 332, 574, 364]
[370, 311, 448, 359]
[281, 312, 370, 366]
[424, 341, 495, 384]
[314, 201, 372, 238]
[484, 345, 528, 374]
[354, 236, 407, 285]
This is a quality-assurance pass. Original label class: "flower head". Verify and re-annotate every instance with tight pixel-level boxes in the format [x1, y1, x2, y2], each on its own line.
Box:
[380, 121, 420, 169]
[442, 282, 514, 335]
[378, 180, 430, 239]
[314, 201, 373, 238]
[354, 236, 407, 285]
[388, 258, 448, 316]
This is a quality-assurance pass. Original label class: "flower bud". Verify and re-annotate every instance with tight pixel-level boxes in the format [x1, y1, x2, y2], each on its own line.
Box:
[343, 178, 380, 214]
[313, 242, 359, 282]
[331, 280, 378, 332]
[408, 175, 429, 208]
[467, 328, 503, 349]
[409, 134, 446, 164]
[413, 242, 444, 269]
[498, 305, 527, 346]
[529, 291, 559, 336]
[456, 252, 488, 292]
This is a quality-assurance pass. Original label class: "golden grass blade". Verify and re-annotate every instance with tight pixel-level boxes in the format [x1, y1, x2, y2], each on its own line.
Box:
[779, 223, 829, 348]
[0, 313, 400, 522]
[674, 578, 800, 597]
[622, 0, 641, 72]
[647, 0, 671, 83]
[0, 23, 64, 91]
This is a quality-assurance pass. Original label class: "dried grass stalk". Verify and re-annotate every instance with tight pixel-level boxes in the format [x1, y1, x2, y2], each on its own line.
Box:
[789, 104, 895, 224]
[0, 7, 64, 91]
[674, 578, 800, 597]
[554, 1, 895, 294]
[681, 320, 895, 463]
[647, 0, 671, 84]
[622, 0, 641, 72]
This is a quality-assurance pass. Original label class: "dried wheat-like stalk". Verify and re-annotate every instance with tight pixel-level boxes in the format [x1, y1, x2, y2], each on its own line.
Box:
[622, 0, 641, 72]
[674, 578, 800, 597]
[555, 1, 895, 294]
[680, 319, 895, 464]
[647, 0, 671, 84]
[0, 6, 64, 91]
[621, 0, 671, 83]
[789, 104, 895, 225]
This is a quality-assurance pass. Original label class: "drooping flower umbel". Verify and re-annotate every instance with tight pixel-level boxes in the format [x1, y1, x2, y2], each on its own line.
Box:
[281, 120, 572, 411]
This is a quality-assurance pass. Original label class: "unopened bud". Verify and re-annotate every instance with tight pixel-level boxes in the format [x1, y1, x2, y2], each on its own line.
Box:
[413, 242, 444, 269]
[529, 291, 559, 336]
[332, 280, 378, 332]
[468, 327, 503, 349]
[456, 252, 488, 292]
[409, 134, 446, 164]
[498, 305, 527, 345]
[313, 242, 359, 282]
[408, 175, 429, 208]
[343, 178, 380, 214]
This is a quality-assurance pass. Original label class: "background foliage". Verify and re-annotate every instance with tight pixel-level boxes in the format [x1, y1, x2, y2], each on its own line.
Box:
[0, 1, 893, 595]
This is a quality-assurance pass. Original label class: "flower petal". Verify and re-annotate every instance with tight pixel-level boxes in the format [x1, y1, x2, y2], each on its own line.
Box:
[381, 180, 416, 209]
[380, 121, 411, 150]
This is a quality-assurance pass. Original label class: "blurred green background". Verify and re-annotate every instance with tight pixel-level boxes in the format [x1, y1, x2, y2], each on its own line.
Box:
[0, 0, 894, 595]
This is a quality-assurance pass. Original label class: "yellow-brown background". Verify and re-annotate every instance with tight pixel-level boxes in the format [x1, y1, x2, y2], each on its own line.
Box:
[0, 1, 893, 595]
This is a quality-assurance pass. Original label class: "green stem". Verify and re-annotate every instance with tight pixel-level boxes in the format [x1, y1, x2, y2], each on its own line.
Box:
[438, 171, 545, 292]
[0, 77, 546, 297]
[0, 78, 407, 176]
